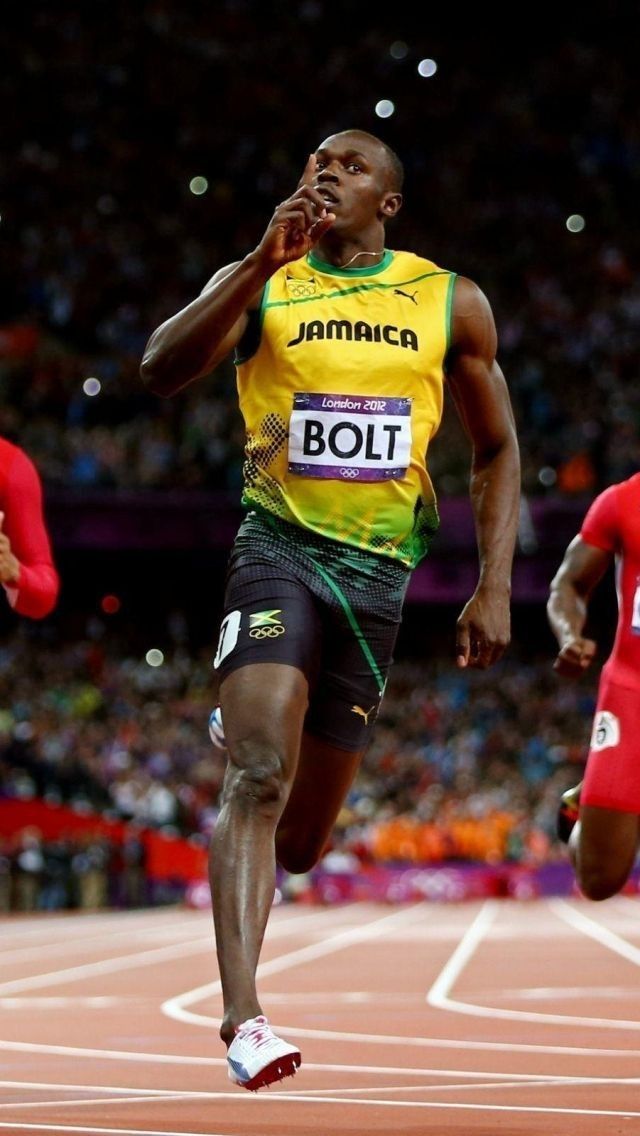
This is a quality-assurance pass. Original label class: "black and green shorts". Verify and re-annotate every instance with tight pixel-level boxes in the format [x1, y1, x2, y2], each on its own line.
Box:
[213, 510, 410, 751]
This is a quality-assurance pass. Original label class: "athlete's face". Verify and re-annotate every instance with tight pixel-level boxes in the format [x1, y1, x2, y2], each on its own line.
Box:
[312, 132, 402, 233]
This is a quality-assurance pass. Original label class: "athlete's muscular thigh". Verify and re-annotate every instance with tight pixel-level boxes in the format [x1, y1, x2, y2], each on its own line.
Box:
[219, 662, 309, 801]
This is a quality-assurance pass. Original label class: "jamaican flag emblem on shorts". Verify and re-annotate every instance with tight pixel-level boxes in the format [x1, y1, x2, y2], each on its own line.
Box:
[249, 609, 286, 639]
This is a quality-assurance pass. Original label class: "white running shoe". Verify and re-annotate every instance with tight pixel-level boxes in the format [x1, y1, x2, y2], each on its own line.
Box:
[208, 706, 226, 750]
[226, 1015, 301, 1091]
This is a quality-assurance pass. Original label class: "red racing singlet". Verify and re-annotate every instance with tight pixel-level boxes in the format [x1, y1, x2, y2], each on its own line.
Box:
[581, 472, 640, 690]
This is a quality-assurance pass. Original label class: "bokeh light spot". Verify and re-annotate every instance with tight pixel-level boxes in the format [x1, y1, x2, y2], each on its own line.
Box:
[375, 100, 395, 119]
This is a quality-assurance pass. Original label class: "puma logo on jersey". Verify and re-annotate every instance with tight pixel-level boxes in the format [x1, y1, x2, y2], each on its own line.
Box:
[351, 704, 376, 725]
[393, 288, 418, 305]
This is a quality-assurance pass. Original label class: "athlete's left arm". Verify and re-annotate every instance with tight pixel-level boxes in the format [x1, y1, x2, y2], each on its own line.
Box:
[0, 448, 60, 619]
[445, 276, 521, 669]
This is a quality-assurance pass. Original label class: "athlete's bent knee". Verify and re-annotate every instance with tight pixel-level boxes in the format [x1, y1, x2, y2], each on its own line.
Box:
[224, 743, 287, 814]
[577, 865, 630, 901]
[276, 831, 324, 875]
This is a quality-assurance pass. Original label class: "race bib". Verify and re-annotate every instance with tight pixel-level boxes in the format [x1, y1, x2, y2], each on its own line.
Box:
[288, 392, 412, 482]
[632, 583, 640, 634]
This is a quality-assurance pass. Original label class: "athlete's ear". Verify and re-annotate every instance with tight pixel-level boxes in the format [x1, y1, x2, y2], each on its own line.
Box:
[380, 192, 403, 219]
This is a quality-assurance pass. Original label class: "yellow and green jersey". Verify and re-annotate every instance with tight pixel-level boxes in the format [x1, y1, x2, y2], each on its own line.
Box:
[235, 248, 456, 568]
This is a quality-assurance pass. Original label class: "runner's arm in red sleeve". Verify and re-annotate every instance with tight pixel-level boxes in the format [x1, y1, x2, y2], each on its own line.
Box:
[579, 483, 620, 552]
[0, 448, 59, 619]
[546, 485, 619, 678]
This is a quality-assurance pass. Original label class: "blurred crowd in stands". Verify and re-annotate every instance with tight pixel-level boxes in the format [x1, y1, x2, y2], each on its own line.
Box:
[2, 6, 640, 498]
[1, 825, 149, 914]
[0, 626, 593, 909]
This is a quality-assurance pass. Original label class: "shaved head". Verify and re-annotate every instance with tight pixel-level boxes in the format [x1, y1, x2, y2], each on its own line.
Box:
[318, 130, 404, 193]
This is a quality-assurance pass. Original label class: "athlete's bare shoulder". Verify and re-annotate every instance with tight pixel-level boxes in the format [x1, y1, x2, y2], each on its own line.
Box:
[449, 276, 497, 359]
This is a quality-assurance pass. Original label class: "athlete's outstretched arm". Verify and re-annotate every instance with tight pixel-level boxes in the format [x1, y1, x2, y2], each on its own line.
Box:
[140, 156, 335, 397]
[547, 535, 611, 677]
[446, 276, 520, 669]
[1, 449, 59, 619]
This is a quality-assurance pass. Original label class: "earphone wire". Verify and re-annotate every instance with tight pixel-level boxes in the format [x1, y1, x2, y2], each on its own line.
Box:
[338, 249, 384, 269]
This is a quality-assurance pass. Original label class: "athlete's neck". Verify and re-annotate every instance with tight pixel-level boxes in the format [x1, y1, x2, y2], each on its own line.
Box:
[312, 240, 385, 270]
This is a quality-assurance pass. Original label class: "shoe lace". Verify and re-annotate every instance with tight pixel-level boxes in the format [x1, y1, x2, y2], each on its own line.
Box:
[239, 1017, 276, 1050]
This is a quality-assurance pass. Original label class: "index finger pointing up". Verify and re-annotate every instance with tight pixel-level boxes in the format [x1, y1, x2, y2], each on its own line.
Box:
[297, 152, 317, 189]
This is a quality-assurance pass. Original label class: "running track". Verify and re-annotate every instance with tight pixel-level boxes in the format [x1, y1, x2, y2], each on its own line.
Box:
[1, 896, 640, 1135]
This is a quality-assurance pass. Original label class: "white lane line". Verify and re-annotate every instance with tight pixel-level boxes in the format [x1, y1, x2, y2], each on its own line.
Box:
[0, 909, 196, 946]
[427, 899, 498, 1009]
[0, 1127, 232, 1135]
[3, 1030, 640, 1063]
[0, 998, 123, 1009]
[224, 1095, 640, 1117]
[551, 898, 640, 964]
[161, 902, 426, 1026]
[266, 984, 640, 1006]
[0, 904, 330, 956]
[0, 921, 211, 966]
[8, 1075, 640, 1110]
[284, 1073, 640, 1095]
[251, 989, 389, 1004]
[478, 986, 636, 1001]
[4, 1065, 631, 1095]
[4, 1099, 639, 1124]
[0, 907, 332, 998]
[0, 1038, 218, 1065]
[0, 939, 213, 996]
[426, 899, 640, 1030]
[1, 1084, 575, 1112]
[0, 1081, 191, 1095]
[5, 1095, 200, 1112]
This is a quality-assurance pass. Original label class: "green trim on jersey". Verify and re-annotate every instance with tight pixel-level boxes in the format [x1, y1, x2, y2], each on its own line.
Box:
[264, 269, 451, 312]
[445, 273, 457, 354]
[307, 248, 394, 276]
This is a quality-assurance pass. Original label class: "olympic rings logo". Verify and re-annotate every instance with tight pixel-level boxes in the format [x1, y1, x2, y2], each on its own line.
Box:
[340, 468, 359, 479]
[249, 625, 285, 639]
[286, 283, 316, 297]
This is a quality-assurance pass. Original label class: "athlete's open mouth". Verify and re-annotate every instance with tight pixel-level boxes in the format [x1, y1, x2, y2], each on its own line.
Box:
[315, 187, 340, 206]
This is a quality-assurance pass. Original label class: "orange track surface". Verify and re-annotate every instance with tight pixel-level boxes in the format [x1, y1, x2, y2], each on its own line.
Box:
[1, 896, 640, 1135]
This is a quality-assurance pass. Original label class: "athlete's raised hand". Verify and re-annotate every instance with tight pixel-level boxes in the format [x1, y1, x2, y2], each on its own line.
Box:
[254, 155, 335, 272]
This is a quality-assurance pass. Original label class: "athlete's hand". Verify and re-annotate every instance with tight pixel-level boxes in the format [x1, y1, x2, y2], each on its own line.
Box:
[0, 513, 20, 586]
[553, 635, 597, 678]
[253, 155, 335, 272]
[455, 584, 510, 669]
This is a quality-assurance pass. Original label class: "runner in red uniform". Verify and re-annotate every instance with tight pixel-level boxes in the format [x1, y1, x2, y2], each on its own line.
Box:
[0, 438, 59, 619]
[547, 473, 640, 899]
